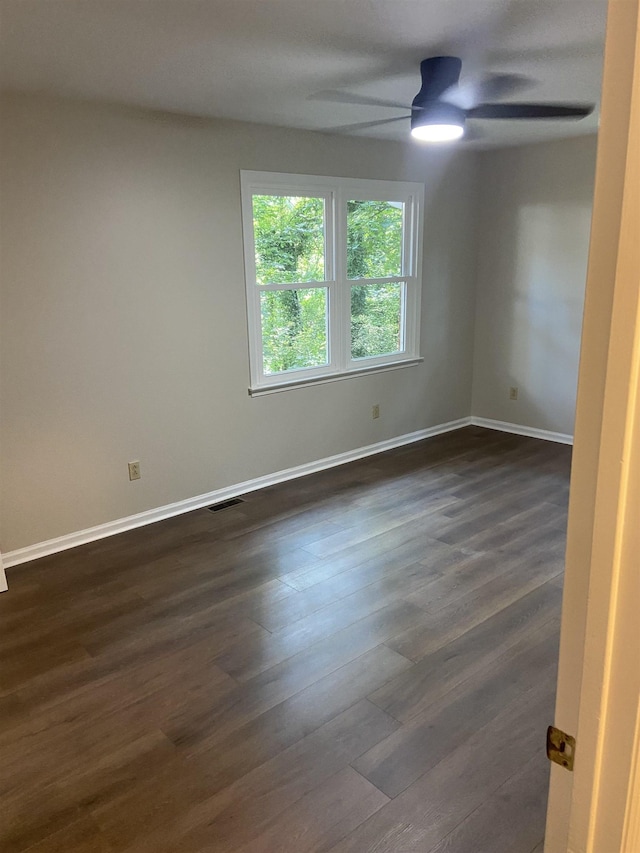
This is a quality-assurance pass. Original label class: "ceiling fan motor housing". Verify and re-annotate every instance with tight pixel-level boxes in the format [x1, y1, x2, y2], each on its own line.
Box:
[412, 56, 462, 105]
[411, 56, 466, 134]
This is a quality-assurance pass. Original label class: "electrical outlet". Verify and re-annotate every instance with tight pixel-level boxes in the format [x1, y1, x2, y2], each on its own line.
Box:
[128, 461, 141, 481]
[509, 387, 519, 401]
[372, 404, 380, 419]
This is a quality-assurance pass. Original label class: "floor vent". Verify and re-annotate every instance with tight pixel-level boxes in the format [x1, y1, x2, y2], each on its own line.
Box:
[207, 497, 244, 513]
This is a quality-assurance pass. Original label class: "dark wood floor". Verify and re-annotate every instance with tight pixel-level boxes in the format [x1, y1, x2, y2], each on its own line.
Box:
[0, 426, 570, 852]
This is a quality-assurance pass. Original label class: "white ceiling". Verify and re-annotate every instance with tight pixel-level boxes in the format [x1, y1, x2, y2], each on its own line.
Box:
[0, 0, 608, 148]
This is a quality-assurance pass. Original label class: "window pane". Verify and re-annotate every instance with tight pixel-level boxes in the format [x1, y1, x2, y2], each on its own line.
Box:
[351, 283, 403, 359]
[347, 200, 403, 279]
[253, 195, 325, 285]
[261, 288, 328, 375]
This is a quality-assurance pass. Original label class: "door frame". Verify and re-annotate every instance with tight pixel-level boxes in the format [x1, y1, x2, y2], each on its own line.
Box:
[544, 0, 640, 850]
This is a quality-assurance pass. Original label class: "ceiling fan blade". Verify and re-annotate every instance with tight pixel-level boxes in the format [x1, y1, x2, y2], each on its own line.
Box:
[467, 102, 594, 120]
[326, 115, 410, 133]
[462, 124, 484, 142]
[442, 73, 532, 109]
[308, 90, 413, 111]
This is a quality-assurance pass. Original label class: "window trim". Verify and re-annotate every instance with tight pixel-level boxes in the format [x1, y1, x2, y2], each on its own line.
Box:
[240, 170, 424, 392]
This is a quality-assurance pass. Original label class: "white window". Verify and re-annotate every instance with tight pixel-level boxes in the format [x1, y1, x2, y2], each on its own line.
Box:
[240, 171, 424, 393]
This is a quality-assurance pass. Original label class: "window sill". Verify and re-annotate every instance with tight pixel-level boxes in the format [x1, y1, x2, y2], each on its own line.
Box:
[248, 357, 424, 397]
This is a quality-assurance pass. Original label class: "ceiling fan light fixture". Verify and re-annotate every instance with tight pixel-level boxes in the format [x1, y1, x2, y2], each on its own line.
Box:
[411, 123, 465, 142]
[410, 101, 465, 143]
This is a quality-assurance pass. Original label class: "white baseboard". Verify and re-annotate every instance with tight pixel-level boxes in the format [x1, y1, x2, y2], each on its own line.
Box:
[3, 415, 573, 570]
[3, 417, 471, 568]
[470, 416, 574, 446]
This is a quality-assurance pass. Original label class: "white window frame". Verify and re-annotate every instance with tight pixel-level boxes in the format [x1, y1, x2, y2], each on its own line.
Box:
[240, 170, 424, 394]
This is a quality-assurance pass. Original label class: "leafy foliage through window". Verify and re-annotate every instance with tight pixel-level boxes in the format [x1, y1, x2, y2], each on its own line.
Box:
[347, 200, 403, 279]
[241, 172, 423, 391]
[260, 289, 327, 374]
[253, 195, 325, 286]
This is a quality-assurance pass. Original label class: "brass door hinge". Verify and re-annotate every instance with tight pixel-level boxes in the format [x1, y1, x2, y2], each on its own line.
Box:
[547, 725, 576, 771]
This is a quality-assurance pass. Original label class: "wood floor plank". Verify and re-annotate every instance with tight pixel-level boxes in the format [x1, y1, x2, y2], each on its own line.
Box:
[301, 494, 460, 559]
[166, 644, 411, 780]
[0, 427, 570, 853]
[399, 549, 533, 626]
[126, 557, 305, 611]
[79, 597, 268, 667]
[326, 680, 556, 853]
[277, 521, 457, 596]
[0, 733, 175, 852]
[426, 750, 550, 853]
[0, 633, 92, 693]
[277, 533, 459, 596]
[373, 581, 561, 722]
[166, 600, 422, 751]
[0, 691, 27, 734]
[238, 517, 348, 551]
[215, 560, 445, 681]
[11, 625, 237, 726]
[232, 766, 389, 853]
[459, 505, 567, 556]
[354, 623, 559, 797]
[19, 817, 114, 853]
[431, 500, 563, 549]
[0, 695, 174, 805]
[96, 700, 398, 851]
[226, 597, 424, 690]
[0, 583, 145, 647]
[391, 551, 563, 661]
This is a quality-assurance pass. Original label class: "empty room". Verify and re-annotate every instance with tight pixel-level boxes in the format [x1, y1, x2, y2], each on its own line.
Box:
[1, 1, 639, 852]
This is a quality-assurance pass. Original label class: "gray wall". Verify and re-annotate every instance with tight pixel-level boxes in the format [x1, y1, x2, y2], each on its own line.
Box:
[0, 94, 479, 552]
[471, 137, 597, 435]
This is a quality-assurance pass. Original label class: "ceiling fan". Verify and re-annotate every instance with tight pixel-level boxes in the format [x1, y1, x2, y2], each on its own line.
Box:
[319, 55, 594, 143]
